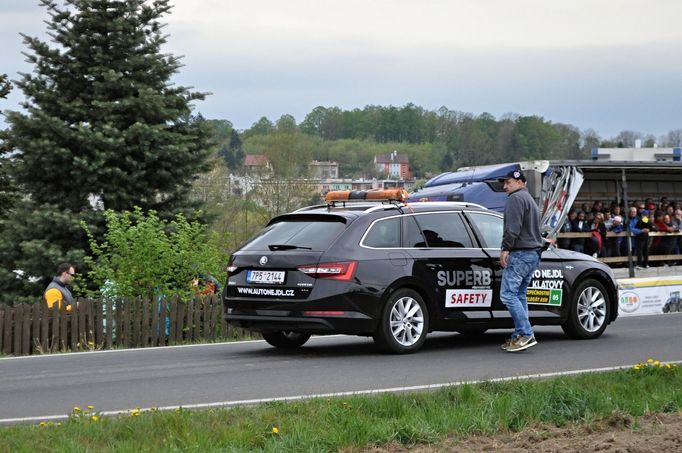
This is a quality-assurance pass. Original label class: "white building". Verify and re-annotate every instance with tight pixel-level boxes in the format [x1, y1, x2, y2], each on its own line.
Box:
[592, 147, 682, 162]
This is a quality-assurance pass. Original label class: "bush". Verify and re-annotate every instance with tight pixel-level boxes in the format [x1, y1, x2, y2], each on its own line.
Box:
[83, 207, 229, 301]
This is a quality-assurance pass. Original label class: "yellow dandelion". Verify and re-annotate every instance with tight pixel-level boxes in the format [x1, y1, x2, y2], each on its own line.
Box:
[57, 422, 62, 426]
[39, 422, 47, 427]
[633, 364, 641, 370]
[666, 364, 672, 369]
[272, 427, 280, 434]
[647, 358, 654, 364]
[91, 415, 99, 422]
[87, 405, 94, 410]
[654, 360, 661, 366]
[73, 406, 81, 413]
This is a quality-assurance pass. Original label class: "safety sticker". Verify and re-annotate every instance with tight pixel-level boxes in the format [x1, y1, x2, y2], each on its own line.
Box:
[445, 289, 493, 308]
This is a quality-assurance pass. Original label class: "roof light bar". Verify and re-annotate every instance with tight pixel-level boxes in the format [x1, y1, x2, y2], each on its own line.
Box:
[324, 189, 408, 203]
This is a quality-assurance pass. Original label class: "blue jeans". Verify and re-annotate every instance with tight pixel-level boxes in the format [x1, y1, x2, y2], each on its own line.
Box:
[501, 250, 540, 338]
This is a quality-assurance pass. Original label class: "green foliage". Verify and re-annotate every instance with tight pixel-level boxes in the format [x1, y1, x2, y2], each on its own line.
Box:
[2, 367, 681, 451]
[243, 116, 274, 139]
[0, 74, 16, 217]
[243, 128, 316, 178]
[83, 207, 228, 301]
[0, 202, 89, 305]
[247, 104, 604, 179]
[0, 0, 212, 303]
[0, 146, 17, 219]
[0, 73, 10, 99]
[5, 0, 212, 213]
[218, 129, 244, 170]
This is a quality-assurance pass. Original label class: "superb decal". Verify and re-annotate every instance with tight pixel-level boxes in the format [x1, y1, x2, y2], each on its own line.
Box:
[437, 270, 492, 287]
[445, 289, 492, 307]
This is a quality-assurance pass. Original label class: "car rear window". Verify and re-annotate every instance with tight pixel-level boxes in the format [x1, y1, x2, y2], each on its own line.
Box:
[240, 218, 347, 251]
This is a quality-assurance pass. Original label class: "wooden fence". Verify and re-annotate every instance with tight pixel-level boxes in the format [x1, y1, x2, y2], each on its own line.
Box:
[0, 295, 253, 357]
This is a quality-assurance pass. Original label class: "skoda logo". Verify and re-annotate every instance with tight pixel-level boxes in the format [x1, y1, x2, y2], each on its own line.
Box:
[259, 256, 268, 265]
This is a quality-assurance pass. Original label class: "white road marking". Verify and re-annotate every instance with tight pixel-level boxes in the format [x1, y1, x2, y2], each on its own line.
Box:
[2, 360, 680, 425]
[0, 335, 347, 361]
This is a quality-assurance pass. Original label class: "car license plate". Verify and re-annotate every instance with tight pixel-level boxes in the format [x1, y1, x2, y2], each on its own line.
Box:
[246, 270, 285, 284]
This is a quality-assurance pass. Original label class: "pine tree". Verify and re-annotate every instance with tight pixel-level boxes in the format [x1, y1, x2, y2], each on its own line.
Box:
[0, 74, 10, 99]
[0, 73, 16, 217]
[1, 0, 212, 303]
[228, 129, 244, 168]
[6, 0, 211, 211]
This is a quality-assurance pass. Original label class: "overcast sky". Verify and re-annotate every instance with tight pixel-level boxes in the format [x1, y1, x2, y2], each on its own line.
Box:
[2, 0, 681, 138]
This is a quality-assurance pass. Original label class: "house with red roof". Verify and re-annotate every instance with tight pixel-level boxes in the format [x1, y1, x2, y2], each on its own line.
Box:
[374, 150, 411, 179]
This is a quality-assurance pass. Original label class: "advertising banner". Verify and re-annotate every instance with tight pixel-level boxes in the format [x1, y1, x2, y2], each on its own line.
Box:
[618, 276, 682, 316]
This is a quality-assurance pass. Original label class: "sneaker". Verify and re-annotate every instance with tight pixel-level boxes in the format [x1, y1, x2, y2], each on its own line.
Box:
[506, 335, 537, 352]
[501, 337, 515, 350]
[635, 265, 644, 270]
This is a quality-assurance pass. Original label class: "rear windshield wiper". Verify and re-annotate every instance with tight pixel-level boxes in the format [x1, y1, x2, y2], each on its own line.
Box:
[268, 244, 313, 251]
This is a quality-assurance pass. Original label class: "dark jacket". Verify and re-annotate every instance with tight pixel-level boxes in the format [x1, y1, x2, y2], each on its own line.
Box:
[43, 277, 74, 309]
[501, 187, 542, 252]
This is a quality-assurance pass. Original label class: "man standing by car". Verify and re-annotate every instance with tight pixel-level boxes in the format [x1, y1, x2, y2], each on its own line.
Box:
[499, 170, 543, 352]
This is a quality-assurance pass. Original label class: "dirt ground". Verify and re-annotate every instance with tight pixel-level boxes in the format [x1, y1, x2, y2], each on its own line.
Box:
[363, 411, 682, 452]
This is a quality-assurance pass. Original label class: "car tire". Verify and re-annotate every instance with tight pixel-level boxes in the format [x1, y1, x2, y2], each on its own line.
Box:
[561, 278, 610, 339]
[373, 288, 429, 354]
[261, 331, 311, 349]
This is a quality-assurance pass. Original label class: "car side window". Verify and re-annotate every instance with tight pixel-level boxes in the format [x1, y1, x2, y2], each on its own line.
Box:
[363, 217, 401, 248]
[467, 212, 504, 248]
[409, 213, 474, 248]
[404, 216, 425, 248]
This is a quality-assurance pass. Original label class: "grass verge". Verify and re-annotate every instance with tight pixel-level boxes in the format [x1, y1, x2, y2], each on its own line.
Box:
[1, 360, 679, 452]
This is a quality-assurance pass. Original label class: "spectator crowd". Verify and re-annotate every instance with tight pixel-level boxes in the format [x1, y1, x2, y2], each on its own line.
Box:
[558, 197, 682, 268]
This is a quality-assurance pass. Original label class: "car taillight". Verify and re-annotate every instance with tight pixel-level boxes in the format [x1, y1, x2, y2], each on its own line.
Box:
[226, 256, 237, 274]
[297, 261, 357, 281]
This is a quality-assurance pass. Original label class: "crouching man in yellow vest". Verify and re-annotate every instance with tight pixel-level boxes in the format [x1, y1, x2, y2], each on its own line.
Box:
[44, 263, 76, 311]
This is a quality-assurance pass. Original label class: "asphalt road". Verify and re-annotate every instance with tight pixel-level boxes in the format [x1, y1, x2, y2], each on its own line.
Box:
[1, 313, 681, 423]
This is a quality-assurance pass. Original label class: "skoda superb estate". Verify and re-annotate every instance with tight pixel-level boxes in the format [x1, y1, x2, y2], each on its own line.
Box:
[223, 189, 618, 353]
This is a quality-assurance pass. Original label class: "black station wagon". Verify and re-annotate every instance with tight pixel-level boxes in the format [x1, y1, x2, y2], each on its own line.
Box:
[223, 189, 618, 353]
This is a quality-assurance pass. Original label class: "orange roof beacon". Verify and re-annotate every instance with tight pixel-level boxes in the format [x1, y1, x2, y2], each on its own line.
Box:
[324, 188, 408, 204]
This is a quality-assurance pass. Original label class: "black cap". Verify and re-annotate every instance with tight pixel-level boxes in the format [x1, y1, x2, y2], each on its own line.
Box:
[498, 169, 526, 183]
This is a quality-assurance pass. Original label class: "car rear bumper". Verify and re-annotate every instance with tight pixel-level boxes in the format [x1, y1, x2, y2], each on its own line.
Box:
[225, 310, 376, 335]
